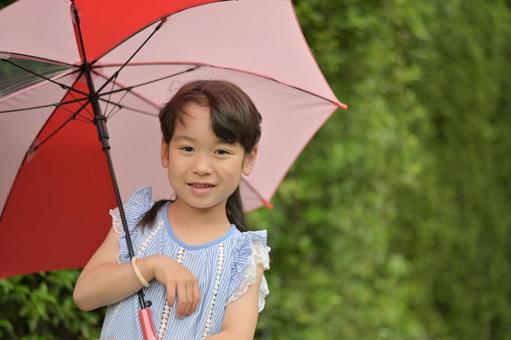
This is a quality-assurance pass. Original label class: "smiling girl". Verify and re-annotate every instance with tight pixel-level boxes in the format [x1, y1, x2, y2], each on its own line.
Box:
[73, 80, 270, 340]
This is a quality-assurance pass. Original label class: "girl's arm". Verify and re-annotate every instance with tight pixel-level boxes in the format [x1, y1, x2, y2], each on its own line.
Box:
[207, 264, 265, 340]
[73, 227, 200, 317]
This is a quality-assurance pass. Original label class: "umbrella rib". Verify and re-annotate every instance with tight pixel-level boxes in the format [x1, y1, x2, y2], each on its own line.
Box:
[0, 52, 77, 67]
[106, 106, 122, 120]
[0, 59, 87, 97]
[67, 90, 94, 119]
[91, 70, 161, 116]
[111, 104, 157, 118]
[97, 66, 200, 97]
[95, 97, 157, 118]
[58, 102, 91, 122]
[95, 19, 167, 95]
[28, 98, 90, 153]
[96, 62, 348, 110]
[0, 97, 87, 114]
[206, 64, 347, 110]
[105, 89, 129, 119]
[103, 73, 118, 117]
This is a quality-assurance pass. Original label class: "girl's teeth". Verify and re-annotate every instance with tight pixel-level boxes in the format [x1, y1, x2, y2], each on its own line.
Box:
[192, 184, 211, 188]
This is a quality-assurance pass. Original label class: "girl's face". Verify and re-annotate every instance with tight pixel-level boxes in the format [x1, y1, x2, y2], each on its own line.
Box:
[161, 101, 257, 211]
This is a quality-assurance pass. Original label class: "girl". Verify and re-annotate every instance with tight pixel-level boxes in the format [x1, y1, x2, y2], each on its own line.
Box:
[73, 80, 270, 340]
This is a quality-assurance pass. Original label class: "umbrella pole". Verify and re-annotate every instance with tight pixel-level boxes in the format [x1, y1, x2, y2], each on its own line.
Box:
[70, 2, 157, 339]
[85, 56, 158, 340]
[92, 84, 158, 340]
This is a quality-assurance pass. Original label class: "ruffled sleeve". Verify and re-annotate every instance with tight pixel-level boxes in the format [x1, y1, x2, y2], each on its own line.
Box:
[110, 186, 154, 264]
[227, 230, 271, 313]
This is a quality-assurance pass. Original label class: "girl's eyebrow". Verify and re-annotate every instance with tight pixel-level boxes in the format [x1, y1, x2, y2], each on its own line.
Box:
[174, 134, 230, 145]
[173, 135, 196, 142]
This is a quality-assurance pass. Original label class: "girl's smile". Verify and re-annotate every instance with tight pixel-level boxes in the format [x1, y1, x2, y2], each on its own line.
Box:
[188, 182, 216, 195]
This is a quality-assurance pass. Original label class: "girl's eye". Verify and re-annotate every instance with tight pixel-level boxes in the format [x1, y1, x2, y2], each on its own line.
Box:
[215, 149, 230, 156]
[179, 146, 194, 153]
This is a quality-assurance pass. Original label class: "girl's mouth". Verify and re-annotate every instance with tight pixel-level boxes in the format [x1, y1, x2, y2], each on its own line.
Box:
[188, 183, 215, 188]
[188, 183, 216, 194]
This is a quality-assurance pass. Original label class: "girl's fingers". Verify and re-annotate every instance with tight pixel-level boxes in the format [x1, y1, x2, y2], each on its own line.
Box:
[176, 282, 188, 318]
[166, 281, 177, 308]
[183, 282, 194, 316]
[191, 280, 200, 313]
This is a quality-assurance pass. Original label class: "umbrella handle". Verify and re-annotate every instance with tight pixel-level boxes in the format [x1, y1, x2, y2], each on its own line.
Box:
[139, 308, 157, 340]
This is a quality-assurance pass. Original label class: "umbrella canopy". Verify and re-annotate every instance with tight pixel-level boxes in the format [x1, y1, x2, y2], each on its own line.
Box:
[0, 0, 347, 279]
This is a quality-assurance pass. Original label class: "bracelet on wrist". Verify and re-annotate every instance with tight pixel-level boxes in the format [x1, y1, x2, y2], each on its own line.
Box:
[131, 256, 150, 288]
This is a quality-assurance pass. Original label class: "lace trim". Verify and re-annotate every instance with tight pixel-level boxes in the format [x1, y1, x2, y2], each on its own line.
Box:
[227, 241, 270, 312]
[110, 208, 122, 234]
[111, 209, 164, 264]
[137, 219, 164, 257]
[157, 247, 185, 339]
[202, 242, 225, 339]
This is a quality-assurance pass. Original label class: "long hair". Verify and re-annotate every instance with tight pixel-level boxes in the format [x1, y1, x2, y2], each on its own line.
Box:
[138, 80, 262, 231]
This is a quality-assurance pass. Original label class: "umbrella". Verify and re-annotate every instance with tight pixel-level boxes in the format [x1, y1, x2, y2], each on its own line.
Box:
[1, 0, 347, 336]
[0, 0, 346, 328]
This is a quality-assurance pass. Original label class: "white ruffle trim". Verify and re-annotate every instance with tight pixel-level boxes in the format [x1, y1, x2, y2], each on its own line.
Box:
[110, 208, 122, 235]
[226, 241, 271, 313]
[110, 208, 123, 264]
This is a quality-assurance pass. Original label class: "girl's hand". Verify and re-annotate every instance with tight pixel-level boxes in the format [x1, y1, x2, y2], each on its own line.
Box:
[144, 255, 200, 318]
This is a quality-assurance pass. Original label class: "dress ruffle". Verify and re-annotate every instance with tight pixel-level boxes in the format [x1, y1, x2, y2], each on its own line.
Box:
[109, 186, 154, 263]
[227, 230, 271, 312]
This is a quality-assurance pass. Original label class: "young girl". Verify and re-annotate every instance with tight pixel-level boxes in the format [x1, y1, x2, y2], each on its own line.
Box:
[73, 80, 270, 339]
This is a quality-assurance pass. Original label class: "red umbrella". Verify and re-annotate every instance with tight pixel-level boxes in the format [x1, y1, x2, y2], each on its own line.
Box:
[0, 0, 346, 336]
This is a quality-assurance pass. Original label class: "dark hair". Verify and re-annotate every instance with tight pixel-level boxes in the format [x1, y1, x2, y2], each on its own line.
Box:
[138, 80, 262, 231]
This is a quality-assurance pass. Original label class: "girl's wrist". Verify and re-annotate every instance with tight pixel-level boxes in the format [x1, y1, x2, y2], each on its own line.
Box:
[138, 256, 156, 283]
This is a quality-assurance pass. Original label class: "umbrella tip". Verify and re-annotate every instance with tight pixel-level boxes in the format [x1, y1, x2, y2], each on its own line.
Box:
[337, 102, 348, 110]
[263, 200, 274, 210]
[0, 53, 10, 60]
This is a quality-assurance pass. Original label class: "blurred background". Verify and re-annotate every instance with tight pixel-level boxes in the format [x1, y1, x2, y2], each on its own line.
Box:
[1, 0, 511, 339]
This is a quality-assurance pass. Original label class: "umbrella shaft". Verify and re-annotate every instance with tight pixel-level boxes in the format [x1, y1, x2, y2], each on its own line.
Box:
[80, 48, 148, 311]
[94, 114, 110, 151]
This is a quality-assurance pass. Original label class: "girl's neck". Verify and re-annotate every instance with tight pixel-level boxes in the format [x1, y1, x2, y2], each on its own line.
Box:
[169, 199, 231, 232]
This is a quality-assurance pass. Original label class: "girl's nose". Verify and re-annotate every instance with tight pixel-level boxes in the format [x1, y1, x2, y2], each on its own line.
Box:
[192, 154, 213, 175]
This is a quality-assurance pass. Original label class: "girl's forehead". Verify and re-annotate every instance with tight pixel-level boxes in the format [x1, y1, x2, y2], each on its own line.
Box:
[175, 105, 211, 130]
[180, 101, 211, 119]
[172, 102, 219, 141]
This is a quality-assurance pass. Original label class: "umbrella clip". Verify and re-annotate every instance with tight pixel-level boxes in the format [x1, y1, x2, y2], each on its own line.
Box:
[26, 143, 38, 162]
[156, 17, 167, 30]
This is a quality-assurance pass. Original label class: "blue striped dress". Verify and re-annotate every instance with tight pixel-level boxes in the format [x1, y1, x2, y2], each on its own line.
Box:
[100, 186, 270, 339]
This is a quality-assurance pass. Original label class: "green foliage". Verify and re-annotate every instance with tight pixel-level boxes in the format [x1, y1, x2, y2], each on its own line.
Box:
[1, 0, 511, 338]
[0, 271, 103, 339]
[253, 0, 511, 338]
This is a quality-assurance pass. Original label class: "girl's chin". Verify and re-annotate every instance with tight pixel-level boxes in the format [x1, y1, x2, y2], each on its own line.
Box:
[174, 197, 226, 210]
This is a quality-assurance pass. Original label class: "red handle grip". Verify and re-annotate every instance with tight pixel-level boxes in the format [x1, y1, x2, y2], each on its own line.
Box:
[139, 307, 157, 340]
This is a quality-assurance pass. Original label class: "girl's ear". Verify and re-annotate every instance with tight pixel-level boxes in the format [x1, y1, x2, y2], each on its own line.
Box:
[161, 138, 169, 168]
[242, 146, 258, 176]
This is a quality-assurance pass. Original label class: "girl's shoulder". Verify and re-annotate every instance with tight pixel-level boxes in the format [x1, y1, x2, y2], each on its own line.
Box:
[110, 185, 153, 223]
[109, 186, 156, 263]
[230, 228, 270, 268]
[229, 228, 271, 283]
[227, 229, 271, 312]
[109, 185, 154, 229]
[230, 229, 269, 254]
[119, 185, 154, 218]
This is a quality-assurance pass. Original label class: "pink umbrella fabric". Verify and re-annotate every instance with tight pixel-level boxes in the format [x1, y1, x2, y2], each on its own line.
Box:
[0, 0, 347, 279]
